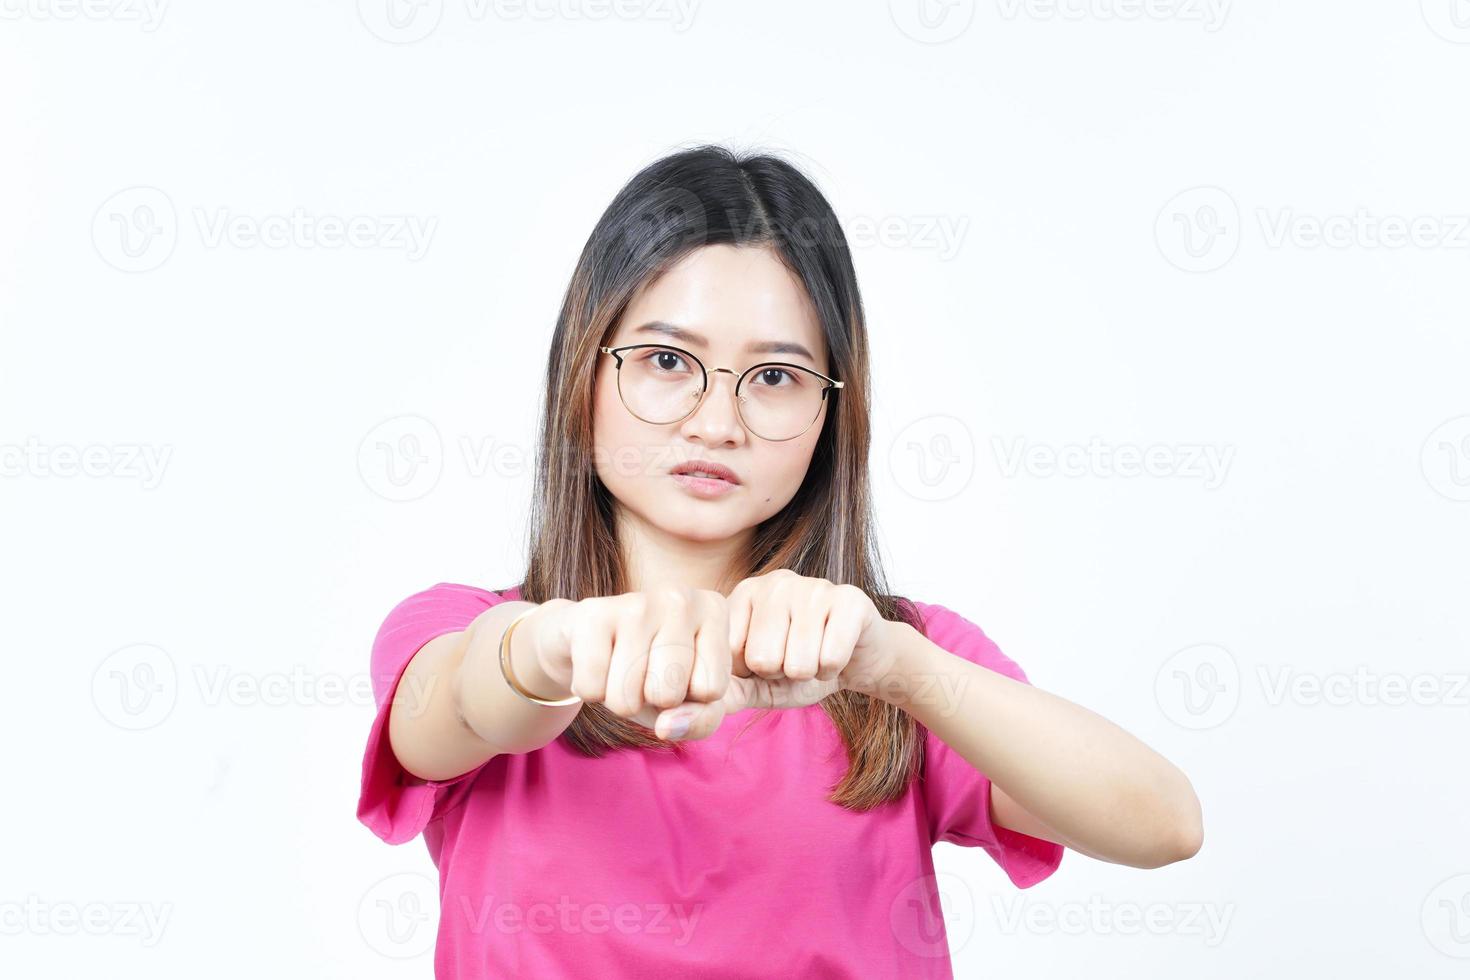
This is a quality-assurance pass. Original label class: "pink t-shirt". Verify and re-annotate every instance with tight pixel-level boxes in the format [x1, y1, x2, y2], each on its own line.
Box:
[357, 582, 1064, 978]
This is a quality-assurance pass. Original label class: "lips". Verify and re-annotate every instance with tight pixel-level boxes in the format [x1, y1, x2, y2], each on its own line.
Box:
[670, 460, 741, 485]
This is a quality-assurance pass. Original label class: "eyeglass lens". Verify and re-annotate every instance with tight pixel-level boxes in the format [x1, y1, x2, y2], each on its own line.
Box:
[615, 345, 826, 440]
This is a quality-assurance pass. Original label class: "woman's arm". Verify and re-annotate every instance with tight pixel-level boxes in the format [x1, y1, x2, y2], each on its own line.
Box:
[387, 600, 582, 782]
[877, 618, 1204, 869]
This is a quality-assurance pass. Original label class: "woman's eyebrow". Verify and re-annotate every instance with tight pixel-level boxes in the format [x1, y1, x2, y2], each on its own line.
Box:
[631, 320, 816, 361]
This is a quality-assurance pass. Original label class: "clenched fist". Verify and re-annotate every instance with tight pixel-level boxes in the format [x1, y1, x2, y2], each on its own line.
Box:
[509, 571, 897, 741]
[724, 569, 896, 709]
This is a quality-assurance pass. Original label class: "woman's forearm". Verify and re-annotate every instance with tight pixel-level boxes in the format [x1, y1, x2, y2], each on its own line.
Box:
[389, 600, 580, 782]
[455, 600, 583, 751]
[876, 618, 1204, 869]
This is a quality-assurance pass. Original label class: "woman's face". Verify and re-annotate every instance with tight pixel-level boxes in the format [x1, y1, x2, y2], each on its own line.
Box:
[592, 244, 833, 548]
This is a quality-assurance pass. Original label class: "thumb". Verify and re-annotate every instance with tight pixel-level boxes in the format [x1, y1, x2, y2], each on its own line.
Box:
[652, 696, 729, 742]
[721, 674, 760, 712]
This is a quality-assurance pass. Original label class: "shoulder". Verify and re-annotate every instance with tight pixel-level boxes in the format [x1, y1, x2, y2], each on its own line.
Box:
[367, 582, 523, 704]
[903, 597, 1032, 685]
[423, 581, 522, 601]
[371, 581, 523, 656]
[383, 581, 522, 618]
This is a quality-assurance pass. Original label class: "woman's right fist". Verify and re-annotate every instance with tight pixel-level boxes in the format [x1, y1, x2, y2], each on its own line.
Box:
[511, 588, 736, 740]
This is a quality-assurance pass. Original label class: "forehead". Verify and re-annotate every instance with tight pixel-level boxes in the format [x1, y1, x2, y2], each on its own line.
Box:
[611, 245, 826, 366]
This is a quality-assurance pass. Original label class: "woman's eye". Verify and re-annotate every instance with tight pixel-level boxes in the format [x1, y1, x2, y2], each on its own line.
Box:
[647, 350, 689, 372]
[752, 367, 794, 387]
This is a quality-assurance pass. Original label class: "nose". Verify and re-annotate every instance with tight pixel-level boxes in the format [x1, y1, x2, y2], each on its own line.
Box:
[678, 368, 746, 446]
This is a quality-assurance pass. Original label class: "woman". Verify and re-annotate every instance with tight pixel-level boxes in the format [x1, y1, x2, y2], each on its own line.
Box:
[356, 144, 1204, 978]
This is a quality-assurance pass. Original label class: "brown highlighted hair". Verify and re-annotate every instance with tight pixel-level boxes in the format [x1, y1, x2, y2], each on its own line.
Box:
[512, 143, 923, 810]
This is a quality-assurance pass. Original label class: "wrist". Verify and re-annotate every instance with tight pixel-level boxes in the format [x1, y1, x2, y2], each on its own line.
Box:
[506, 605, 575, 703]
[857, 618, 939, 708]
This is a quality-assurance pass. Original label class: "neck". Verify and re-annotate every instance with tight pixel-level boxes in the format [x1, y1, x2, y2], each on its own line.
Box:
[615, 507, 755, 596]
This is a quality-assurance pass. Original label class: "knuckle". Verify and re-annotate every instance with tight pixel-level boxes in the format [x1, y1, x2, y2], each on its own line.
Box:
[746, 654, 780, 676]
[570, 679, 602, 703]
[604, 684, 641, 717]
[655, 586, 693, 608]
[577, 597, 617, 631]
[687, 674, 723, 702]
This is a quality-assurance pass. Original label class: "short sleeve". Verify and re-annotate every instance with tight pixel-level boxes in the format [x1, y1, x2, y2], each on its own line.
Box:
[911, 600, 1065, 889]
[356, 581, 515, 845]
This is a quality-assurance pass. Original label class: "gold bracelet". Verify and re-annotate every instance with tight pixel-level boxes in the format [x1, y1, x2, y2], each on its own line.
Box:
[498, 606, 582, 707]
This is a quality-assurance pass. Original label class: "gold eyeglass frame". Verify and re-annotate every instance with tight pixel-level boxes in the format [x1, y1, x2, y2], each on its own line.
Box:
[598, 343, 844, 442]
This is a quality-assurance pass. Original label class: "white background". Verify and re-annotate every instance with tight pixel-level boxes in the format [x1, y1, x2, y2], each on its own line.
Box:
[3, 1, 1468, 977]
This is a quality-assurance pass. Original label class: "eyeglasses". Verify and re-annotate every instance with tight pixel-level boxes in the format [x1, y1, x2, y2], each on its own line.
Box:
[598, 343, 843, 442]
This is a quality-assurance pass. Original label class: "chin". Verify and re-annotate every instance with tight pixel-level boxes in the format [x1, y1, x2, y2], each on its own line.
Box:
[672, 519, 745, 542]
[654, 510, 749, 542]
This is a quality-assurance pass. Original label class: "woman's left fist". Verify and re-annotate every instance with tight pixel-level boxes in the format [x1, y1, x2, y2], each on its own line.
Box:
[722, 569, 898, 709]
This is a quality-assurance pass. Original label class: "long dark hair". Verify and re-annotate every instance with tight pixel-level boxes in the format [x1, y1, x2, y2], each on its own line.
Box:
[513, 143, 923, 810]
